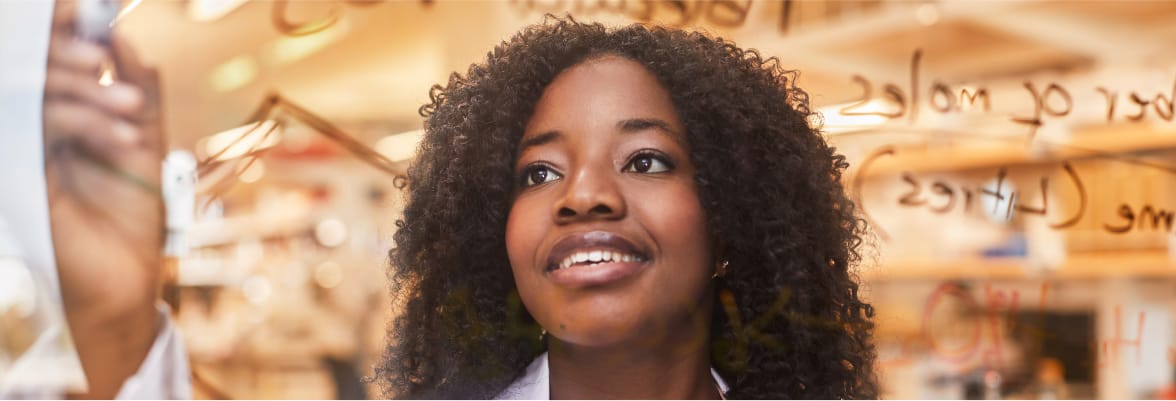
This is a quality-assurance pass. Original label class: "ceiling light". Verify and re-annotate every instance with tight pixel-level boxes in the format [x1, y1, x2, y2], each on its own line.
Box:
[916, 3, 940, 27]
[208, 55, 258, 93]
[188, 0, 250, 22]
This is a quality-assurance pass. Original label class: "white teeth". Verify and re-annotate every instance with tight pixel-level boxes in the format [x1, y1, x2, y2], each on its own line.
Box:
[555, 249, 645, 270]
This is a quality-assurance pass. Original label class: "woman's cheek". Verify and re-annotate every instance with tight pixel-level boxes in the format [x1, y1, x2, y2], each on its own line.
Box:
[505, 197, 548, 288]
[649, 183, 712, 275]
[648, 184, 706, 233]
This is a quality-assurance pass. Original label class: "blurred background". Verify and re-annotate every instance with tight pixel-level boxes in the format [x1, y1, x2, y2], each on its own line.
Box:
[8, 0, 1176, 399]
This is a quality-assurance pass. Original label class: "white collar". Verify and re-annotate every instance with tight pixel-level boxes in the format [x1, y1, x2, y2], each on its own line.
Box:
[495, 352, 730, 399]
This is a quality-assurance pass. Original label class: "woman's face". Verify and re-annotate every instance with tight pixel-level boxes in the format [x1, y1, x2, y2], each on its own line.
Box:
[506, 55, 715, 349]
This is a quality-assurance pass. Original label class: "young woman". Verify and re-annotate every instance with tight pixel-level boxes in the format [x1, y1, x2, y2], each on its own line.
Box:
[377, 18, 878, 399]
[38, 2, 875, 396]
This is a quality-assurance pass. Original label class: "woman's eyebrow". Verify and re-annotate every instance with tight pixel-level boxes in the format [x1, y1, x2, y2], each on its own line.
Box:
[617, 118, 684, 143]
[518, 130, 562, 153]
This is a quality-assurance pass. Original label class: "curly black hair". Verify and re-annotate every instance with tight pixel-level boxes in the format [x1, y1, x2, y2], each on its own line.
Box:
[375, 17, 878, 399]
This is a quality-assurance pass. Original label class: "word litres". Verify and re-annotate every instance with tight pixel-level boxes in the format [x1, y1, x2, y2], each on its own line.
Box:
[857, 146, 1176, 238]
[852, 146, 1086, 239]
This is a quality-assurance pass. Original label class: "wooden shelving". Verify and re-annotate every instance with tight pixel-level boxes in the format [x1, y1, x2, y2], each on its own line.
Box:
[862, 250, 1176, 281]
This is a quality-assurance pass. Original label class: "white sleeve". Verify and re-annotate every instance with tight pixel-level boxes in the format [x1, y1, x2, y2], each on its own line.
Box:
[115, 304, 192, 400]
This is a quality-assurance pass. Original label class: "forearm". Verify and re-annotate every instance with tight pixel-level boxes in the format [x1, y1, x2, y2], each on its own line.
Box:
[64, 302, 160, 399]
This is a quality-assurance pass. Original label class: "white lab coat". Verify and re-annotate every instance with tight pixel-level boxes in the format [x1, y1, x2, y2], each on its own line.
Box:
[114, 306, 192, 399]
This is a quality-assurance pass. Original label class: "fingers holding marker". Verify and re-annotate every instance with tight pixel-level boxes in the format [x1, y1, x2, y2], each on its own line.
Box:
[44, 99, 142, 157]
[45, 68, 144, 117]
[43, 0, 165, 192]
[44, 33, 147, 124]
[47, 37, 107, 74]
[109, 33, 165, 153]
[43, 26, 161, 162]
[42, 97, 153, 195]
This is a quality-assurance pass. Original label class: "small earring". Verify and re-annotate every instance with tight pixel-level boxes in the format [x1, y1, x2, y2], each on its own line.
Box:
[712, 259, 730, 279]
[539, 328, 547, 341]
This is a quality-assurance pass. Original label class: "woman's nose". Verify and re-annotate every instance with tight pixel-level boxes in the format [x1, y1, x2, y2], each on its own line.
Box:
[554, 166, 626, 223]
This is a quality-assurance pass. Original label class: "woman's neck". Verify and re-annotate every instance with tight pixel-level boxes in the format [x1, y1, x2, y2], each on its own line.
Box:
[546, 335, 721, 399]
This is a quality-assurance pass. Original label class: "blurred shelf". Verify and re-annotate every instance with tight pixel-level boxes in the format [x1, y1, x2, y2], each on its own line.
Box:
[189, 212, 313, 249]
[861, 250, 1176, 281]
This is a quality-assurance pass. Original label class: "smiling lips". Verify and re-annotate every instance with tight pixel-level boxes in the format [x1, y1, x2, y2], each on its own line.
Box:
[545, 231, 650, 288]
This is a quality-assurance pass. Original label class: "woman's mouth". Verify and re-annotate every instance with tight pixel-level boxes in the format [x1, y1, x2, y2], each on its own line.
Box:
[544, 231, 650, 288]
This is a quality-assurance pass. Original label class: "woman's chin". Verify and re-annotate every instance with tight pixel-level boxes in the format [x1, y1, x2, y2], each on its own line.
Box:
[547, 321, 674, 350]
[545, 319, 639, 345]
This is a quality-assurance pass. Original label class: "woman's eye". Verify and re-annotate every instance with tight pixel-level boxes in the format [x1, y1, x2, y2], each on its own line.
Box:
[624, 153, 672, 174]
[521, 165, 561, 187]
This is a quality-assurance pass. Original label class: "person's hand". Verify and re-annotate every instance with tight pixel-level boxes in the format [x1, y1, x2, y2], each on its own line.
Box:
[42, 2, 166, 398]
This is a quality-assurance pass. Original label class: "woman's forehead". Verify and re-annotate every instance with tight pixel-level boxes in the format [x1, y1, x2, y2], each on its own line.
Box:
[522, 56, 684, 140]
